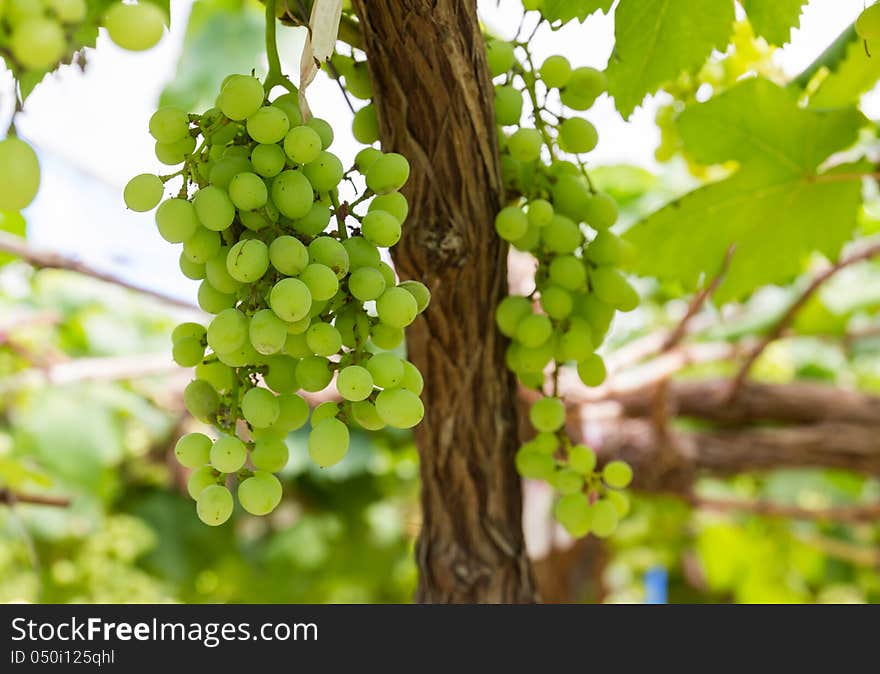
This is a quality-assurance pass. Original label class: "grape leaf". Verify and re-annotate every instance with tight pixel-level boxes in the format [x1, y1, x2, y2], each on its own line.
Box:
[606, 0, 735, 118]
[540, 0, 613, 25]
[625, 78, 867, 301]
[809, 33, 880, 108]
[741, 0, 807, 45]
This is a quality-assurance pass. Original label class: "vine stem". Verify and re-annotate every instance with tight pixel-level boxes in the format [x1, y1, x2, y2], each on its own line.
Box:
[263, 0, 297, 95]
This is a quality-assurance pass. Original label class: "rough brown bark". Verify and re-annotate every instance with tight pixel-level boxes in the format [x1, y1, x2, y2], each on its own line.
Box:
[351, 1, 537, 602]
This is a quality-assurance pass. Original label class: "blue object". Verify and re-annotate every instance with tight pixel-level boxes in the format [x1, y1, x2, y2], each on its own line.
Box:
[644, 566, 668, 604]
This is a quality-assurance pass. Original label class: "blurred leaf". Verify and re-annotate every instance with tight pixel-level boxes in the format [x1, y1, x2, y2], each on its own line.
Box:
[539, 0, 612, 25]
[810, 33, 880, 108]
[741, 0, 806, 45]
[590, 164, 657, 205]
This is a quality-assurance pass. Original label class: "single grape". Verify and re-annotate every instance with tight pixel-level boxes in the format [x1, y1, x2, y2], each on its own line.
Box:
[549, 255, 587, 290]
[375, 387, 424, 428]
[377, 261, 397, 286]
[583, 191, 618, 230]
[149, 107, 189, 144]
[270, 278, 312, 322]
[218, 74, 264, 121]
[602, 460, 633, 488]
[568, 444, 597, 474]
[209, 155, 252, 190]
[272, 170, 314, 219]
[494, 85, 523, 126]
[303, 151, 344, 192]
[355, 147, 383, 171]
[554, 468, 584, 495]
[46, 0, 87, 24]
[197, 484, 234, 526]
[560, 67, 606, 111]
[369, 192, 409, 223]
[589, 500, 618, 538]
[210, 435, 247, 473]
[241, 387, 280, 428]
[590, 266, 638, 311]
[306, 118, 334, 149]
[540, 55, 572, 88]
[172, 336, 205, 367]
[271, 93, 303, 127]
[293, 203, 332, 237]
[336, 365, 374, 401]
[284, 125, 322, 165]
[496, 296, 532, 337]
[296, 356, 332, 391]
[346, 267, 384, 301]
[226, 239, 269, 283]
[398, 280, 431, 313]
[554, 493, 592, 537]
[527, 199, 554, 227]
[205, 247, 242, 294]
[172, 322, 206, 343]
[365, 153, 410, 194]
[305, 322, 342, 357]
[515, 313, 552, 348]
[495, 206, 528, 241]
[216, 340, 261, 368]
[540, 285, 573, 319]
[585, 230, 624, 265]
[274, 393, 310, 431]
[180, 254, 206, 280]
[606, 490, 630, 517]
[207, 308, 248, 354]
[362, 210, 402, 247]
[400, 360, 424, 395]
[376, 287, 418, 328]
[105, 1, 165, 51]
[251, 438, 289, 472]
[351, 401, 386, 431]
[251, 143, 286, 178]
[371, 323, 404, 350]
[187, 465, 219, 500]
[197, 280, 235, 313]
[529, 396, 566, 432]
[559, 117, 598, 154]
[0, 138, 40, 211]
[486, 40, 516, 77]
[308, 237, 349, 278]
[308, 417, 350, 467]
[365, 352, 404, 388]
[238, 471, 283, 516]
[515, 446, 556, 480]
[857, 3, 880, 40]
[124, 174, 164, 212]
[263, 354, 298, 393]
[155, 135, 196, 165]
[299, 263, 338, 301]
[184, 379, 219, 421]
[344, 63, 373, 100]
[352, 104, 379, 144]
[311, 401, 340, 427]
[183, 227, 221, 264]
[175, 432, 212, 469]
[542, 214, 583, 254]
[196, 360, 234, 393]
[577, 353, 607, 387]
[556, 324, 593, 362]
[228, 172, 267, 211]
[246, 105, 290, 144]
[507, 128, 543, 162]
[552, 175, 590, 222]
[249, 309, 288, 355]
[156, 198, 199, 243]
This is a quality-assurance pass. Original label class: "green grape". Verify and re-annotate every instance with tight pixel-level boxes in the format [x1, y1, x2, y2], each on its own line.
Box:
[515, 446, 555, 480]
[305, 117, 334, 149]
[305, 322, 342, 356]
[172, 336, 205, 367]
[554, 493, 592, 537]
[238, 471, 283, 516]
[336, 365, 374, 401]
[507, 128, 543, 162]
[172, 322, 206, 343]
[551, 175, 590, 222]
[583, 192, 618, 229]
[175, 432, 212, 468]
[590, 266, 638, 311]
[361, 210, 401, 247]
[554, 468, 584, 495]
[602, 460, 633, 488]
[577, 353, 607, 387]
[271, 93, 303, 127]
[46, 0, 87, 23]
[568, 444, 596, 474]
[286, 315, 312, 336]
[494, 85, 523, 126]
[209, 155, 252, 190]
[542, 215, 583, 254]
[296, 356, 332, 391]
[308, 417, 350, 467]
[527, 199, 554, 227]
[486, 40, 516, 77]
[284, 125, 322, 164]
[249, 309, 288, 355]
[308, 237, 349, 278]
[366, 352, 404, 388]
[303, 151, 344, 192]
[400, 360, 424, 395]
[263, 354, 298, 393]
[0, 138, 39, 211]
[606, 490, 630, 517]
[353, 104, 379, 144]
[284, 332, 312, 358]
[540, 55, 572, 88]
[556, 324, 593, 362]
[272, 170, 314, 219]
[344, 63, 373, 100]
[529, 396, 566, 432]
[495, 296, 532, 337]
[197, 484, 234, 526]
[196, 360, 234, 393]
[183, 227, 221, 264]
[355, 147, 383, 171]
[197, 280, 235, 313]
[560, 67, 606, 111]
[376, 287, 418, 328]
[149, 107, 189, 144]
[216, 340, 262, 368]
[574, 294, 614, 344]
[251, 438, 289, 472]
[207, 308, 248, 354]
[857, 4, 880, 39]
[187, 465, 219, 500]
[371, 323, 404, 350]
[227, 239, 269, 283]
[540, 285, 573, 319]
[533, 432, 558, 454]
[369, 192, 409, 223]
[351, 401, 385, 431]
[228, 172, 267, 211]
[375, 387, 424, 428]
[299, 263, 338, 301]
[515, 340, 555, 373]
[181, 253, 206, 280]
[274, 393, 310, 431]
[377, 261, 397, 286]
[559, 117, 598, 154]
[210, 435, 247, 473]
[585, 230, 623, 265]
[156, 198, 199, 243]
[549, 255, 587, 290]
[269, 236, 308, 276]
[270, 278, 312, 322]
[348, 267, 386, 301]
[251, 143, 286, 178]
[293, 203, 332, 236]
[398, 280, 430, 313]
[184, 379, 219, 421]
[494, 206, 528, 242]
[513, 229, 541, 253]
[335, 307, 371, 348]
[205, 248, 242, 294]
[589, 500, 618, 538]
[218, 75, 264, 121]
[124, 174, 164, 212]
[365, 153, 410, 194]
[515, 313, 552, 348]
[242, 387, 280, 428]
[246, 105, 290, 144]
[311, 401, 340, 426]
[104, 1, 165, 51]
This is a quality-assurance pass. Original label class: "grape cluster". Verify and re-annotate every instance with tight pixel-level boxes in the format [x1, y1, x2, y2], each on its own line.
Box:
[328, 52, 378, 146]
[486, 37, 635, 538]
[125, 73, 429, 526]
[0, 0, 166, 212]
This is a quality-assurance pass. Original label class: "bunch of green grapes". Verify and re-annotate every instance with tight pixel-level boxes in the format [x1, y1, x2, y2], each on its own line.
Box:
[485, 37, 635, 538]
[125, 73, 429, 527]
[0, 0, 166, 212]
[328, 52, 379, 146]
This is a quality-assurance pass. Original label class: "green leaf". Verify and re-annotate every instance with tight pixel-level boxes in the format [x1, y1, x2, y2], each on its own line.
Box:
[625, 78, 867, 301]
[540, 0, 613, 25]
[741, 0, 807, 45]
[0, 212, 26, 267]
[809, 34, 880, 108]
[606, 0, 735, 118]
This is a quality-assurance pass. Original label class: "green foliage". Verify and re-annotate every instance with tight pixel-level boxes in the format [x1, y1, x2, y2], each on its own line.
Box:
[606, 0, 735, 117]
[741, 0, 807, 45]
[809, 31, 880, 108]
[538, 0, 613, 25]
[626, 78, 868, 300]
